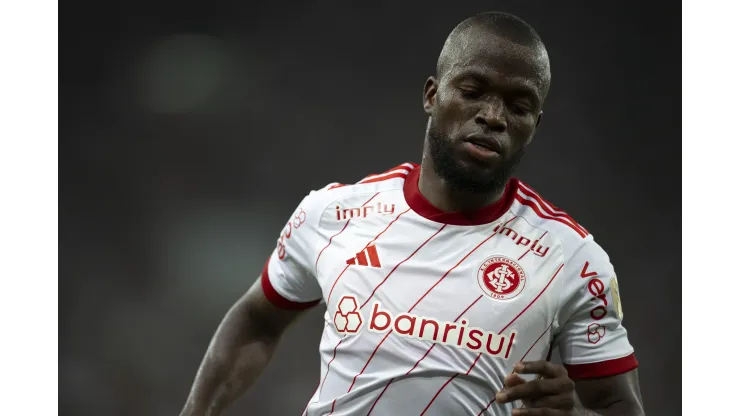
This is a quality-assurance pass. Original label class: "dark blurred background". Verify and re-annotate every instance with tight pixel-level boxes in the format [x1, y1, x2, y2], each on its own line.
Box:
[60, 1, 680, 415]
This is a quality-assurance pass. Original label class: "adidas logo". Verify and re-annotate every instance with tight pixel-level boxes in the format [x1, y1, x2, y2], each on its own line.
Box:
[346, 244, 381, 268]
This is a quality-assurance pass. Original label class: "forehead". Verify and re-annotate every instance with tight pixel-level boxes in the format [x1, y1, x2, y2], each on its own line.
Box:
[443, 35, 549, 95]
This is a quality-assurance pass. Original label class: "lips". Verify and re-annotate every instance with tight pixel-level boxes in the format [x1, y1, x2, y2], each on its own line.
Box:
[464, 135, 503, 154]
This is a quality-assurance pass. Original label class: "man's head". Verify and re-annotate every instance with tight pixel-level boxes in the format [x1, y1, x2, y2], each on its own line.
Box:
[424, 12, 551, 194]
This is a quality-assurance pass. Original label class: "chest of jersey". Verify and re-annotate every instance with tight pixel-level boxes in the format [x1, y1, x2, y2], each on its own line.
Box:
[316, 210, 564, 359]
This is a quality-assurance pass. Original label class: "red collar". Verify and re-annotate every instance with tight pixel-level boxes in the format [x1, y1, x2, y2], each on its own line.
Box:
[403, 165, 518, 226]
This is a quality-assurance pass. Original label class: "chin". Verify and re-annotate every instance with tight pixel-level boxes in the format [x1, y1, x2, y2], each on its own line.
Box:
[439, 163, 504, 194]
[458, 154, 506, 173]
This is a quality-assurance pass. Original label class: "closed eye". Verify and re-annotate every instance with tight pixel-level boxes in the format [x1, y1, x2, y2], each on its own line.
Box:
[509, 101, 534, 115]
[459, 87, 482, 99]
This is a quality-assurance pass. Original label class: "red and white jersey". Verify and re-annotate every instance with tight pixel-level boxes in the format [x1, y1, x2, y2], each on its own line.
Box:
[261, 163, 638, 416]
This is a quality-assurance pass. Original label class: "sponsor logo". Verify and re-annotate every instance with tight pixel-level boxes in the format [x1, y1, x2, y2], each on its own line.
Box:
[477, 256, 527, 300]
[276, 207, 307, 260]
[335, 202, 395, 220]
[334, 296, 363, 333]
[346, 244, 382, 268]
[587, 323, 606, 344]
[580, 262, 620, 344]
[580, 261, 608, 321]
[332, 295, 516, 358]
[492, 224, 550, 258]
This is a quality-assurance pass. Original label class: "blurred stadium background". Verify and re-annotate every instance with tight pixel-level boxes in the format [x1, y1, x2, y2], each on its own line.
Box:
[60, 1, 680, 415]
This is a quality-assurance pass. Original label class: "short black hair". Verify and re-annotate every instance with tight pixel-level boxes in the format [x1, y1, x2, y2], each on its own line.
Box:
[453, 12, 544, 48]
[436, 12, 549, 82]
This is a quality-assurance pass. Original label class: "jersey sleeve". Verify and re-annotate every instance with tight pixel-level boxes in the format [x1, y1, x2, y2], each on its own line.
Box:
[553, 238, 638, 380]
[260, 191, 325, 310]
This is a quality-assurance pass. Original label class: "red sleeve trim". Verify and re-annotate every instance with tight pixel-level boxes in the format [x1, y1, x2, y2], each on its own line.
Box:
[260, 259, 321, 310]
[565, 353, 639, 380]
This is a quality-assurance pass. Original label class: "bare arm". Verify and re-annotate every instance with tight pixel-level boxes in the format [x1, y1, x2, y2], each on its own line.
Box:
[498, 361, 643, 415]
[180, 278, 313, 416]
[575, 369, 644, 415]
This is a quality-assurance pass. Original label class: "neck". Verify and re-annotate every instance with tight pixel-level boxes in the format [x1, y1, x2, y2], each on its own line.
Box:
[417, 157, 506, 213]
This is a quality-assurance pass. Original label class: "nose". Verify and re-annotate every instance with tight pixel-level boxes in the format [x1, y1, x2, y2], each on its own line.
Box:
[474, 98, 507, 132]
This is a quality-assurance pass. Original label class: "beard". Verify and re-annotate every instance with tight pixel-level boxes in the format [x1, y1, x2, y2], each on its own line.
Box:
[427, 118, 526, 194]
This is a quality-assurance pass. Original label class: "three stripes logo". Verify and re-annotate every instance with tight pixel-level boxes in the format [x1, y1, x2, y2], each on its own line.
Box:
[346, 244, 381, 268]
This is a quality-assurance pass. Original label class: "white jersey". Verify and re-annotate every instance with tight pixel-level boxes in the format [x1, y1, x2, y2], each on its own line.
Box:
[261, 163, 638, 416]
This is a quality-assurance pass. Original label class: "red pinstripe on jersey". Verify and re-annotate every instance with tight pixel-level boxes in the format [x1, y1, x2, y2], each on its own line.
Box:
[516, 321, 554, 363]
[318, 192, 379, 290]
[308, 208, 412, 413]
[265, 193, 381, 310]
[421, 263, 565, 414]
[358, 224, 447, 310]
[420, 352, 484, 415]
[326, 208, 411, 304]
[309, 338, 344, 415]
[295, 164, 631, 415]
[323, 222, 449, 414]
[367, 295, 485, 415]
[477, 398, 496, 416]
[518, 230, 548, 261]
[405, 213, 512, 312]
[301, 323, 337, 416]
[341, 224, 447, 396]
[346, 228, 502, 391]
[361, 217, 518, 413]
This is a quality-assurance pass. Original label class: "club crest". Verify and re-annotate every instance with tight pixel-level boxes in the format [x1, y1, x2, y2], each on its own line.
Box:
[477, 256, 526, 300]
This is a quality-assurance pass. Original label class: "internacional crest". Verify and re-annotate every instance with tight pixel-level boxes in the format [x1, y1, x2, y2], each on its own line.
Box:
[477, 255, 527, 301]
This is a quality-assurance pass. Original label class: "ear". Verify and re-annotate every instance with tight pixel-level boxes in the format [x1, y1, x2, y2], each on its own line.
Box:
[423, 77, 438, 115]
[536, 111, 543, 128]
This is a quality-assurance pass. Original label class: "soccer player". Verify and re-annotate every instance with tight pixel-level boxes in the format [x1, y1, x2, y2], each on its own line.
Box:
[180, 11, 644, 416]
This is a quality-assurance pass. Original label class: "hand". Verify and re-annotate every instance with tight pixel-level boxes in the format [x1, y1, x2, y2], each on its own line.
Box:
[495, 361, 576, 415]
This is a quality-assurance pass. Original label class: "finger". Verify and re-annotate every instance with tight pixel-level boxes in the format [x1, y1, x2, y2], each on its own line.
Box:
[512, 408, 569, 416]
[514, 361, 567, 379]
[495, 378, 572, 403]
[504, 372, 527, 388]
